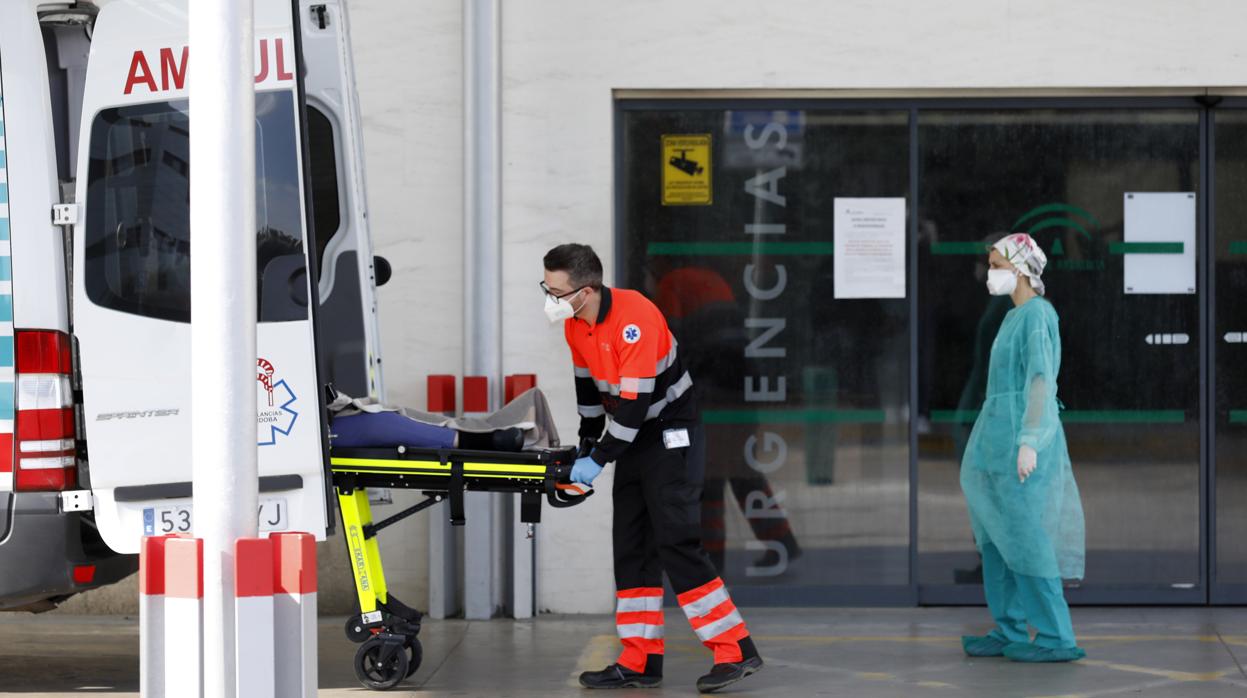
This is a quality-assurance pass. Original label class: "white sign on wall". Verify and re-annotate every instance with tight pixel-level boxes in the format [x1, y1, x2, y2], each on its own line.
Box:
[1123, 192, 1196, 295]
[833, 197, 907, 299]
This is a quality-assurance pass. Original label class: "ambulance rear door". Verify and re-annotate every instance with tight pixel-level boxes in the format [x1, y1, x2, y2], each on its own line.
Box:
[72, 0, 332, 553]
[299, 0, 386, 402]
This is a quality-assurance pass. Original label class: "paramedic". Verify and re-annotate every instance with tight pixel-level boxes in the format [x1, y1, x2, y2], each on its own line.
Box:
[542, 243, 763, 693]
[960, 233, 1087, 663]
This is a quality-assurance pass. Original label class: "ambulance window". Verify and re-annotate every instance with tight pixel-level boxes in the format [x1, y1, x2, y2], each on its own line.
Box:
[84, 91, 308, 323]
[306, 106, 341, 271]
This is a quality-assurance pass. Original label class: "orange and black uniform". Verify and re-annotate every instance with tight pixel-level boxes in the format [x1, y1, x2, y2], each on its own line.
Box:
[564, 286, 757, 677]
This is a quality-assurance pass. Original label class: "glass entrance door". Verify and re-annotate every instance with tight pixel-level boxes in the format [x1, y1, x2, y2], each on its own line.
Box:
[915, 105, 1206, 604]
[1212, 105, 1247, 603]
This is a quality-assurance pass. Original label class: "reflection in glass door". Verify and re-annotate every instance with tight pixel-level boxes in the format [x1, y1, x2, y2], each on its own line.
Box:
[619, 106, 913, 604]
[916, 106, 1205, 603]
[1213, 107, 1247, 602]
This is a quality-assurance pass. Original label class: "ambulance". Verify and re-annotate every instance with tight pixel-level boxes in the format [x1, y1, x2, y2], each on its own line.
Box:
[0, 0, 383, 610]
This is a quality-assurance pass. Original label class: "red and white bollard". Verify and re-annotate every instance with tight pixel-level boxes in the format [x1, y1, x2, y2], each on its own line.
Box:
[140, 532, 318, 696]
[504, 374, 538, 618]
[139, 536, 169, 697]
[163, 536, 204, 698]
[461, 375, 494, 620]
[427, 374, 456, 415]
[462, 375, 489, 418]
[428, 374, 460, 619]
[235, 538, 275, 698]
[504, 373, 537, 404]
[272, 532, 317, 698]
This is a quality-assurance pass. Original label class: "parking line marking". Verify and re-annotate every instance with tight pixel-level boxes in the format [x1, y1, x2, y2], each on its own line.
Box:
[567, 635, 619, 687]
[1078, 658, 1230, 682]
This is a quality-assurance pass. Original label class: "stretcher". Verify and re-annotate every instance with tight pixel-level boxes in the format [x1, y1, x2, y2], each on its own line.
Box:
[331, 444, 590, 690]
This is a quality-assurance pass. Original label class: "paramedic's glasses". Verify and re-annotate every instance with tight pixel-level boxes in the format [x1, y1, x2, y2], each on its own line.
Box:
[539, 281, 583, 302]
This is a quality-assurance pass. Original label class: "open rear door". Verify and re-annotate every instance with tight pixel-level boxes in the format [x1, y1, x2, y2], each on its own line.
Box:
[73, 0, 331, 553]
[298, 0, 386, 402]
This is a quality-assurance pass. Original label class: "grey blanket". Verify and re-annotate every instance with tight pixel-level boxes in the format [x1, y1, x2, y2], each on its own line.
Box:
[328, 387, 561, 450]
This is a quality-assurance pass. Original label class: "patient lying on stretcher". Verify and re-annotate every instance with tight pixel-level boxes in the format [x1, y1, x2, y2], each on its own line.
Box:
[327, 385, 561, 453]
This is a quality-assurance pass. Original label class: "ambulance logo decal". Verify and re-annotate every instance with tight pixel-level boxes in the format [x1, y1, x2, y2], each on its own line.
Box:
[257, 358, 298, 446]
[623, 324, 642, 344]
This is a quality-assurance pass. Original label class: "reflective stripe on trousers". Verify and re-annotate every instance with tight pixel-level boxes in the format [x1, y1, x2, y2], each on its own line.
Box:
[677, 577, 749, 664]
[616, 587, 664, 673]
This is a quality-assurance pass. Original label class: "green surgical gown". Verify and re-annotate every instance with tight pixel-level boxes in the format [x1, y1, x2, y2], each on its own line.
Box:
[960, 297, 1086, 580]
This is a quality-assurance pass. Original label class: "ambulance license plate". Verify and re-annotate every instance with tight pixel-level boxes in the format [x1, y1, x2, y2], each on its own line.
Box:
[142, 498, 288, 536]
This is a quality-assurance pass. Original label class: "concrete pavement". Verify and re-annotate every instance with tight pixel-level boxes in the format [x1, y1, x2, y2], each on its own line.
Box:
[2, 607, 1247, 696]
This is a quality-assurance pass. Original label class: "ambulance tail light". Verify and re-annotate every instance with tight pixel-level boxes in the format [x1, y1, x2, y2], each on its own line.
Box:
[13, 331, 77, 492]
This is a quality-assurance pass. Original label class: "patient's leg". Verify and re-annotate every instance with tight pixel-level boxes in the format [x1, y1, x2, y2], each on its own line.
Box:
[331, 411, 457, 449]
[332, 411, 524, 452]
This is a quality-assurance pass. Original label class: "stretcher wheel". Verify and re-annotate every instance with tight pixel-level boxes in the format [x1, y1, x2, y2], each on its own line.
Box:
[404, 638, 423, 678]
[345, 615, 371, 643]
[354, 637, 409, 690]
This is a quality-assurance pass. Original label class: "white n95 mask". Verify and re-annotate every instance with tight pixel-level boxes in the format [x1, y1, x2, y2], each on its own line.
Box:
[986, 269, 1018, 296]
[544, 290, 582, 324]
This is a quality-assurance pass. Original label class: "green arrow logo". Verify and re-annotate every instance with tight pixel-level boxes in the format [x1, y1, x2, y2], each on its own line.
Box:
[1011, 203, 1099, 246]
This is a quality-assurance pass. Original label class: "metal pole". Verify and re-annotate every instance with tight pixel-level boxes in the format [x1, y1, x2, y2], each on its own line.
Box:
[463, 0, 503, 620]
[190, 0, 257, 695]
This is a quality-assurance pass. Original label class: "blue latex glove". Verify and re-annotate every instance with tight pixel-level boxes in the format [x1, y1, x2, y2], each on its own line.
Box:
[570, 456, 603, 486]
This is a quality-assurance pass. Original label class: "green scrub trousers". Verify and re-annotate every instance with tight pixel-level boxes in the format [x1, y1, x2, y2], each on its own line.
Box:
[981, 542, 1076, 649]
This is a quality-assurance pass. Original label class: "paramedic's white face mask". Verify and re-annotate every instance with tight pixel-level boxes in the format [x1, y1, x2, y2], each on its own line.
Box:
[544, 288, 585, 323]
[986, 269, 1018, 296]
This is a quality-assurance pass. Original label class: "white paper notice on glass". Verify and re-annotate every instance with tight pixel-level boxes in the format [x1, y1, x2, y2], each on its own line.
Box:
[833, 197, 907, 299]
[1123, 192, 1196, 295]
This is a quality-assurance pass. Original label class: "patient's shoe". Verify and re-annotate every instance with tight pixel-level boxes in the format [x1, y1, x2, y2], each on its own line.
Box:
[458, 427, 524, 452]
[491, 426, 524, 452]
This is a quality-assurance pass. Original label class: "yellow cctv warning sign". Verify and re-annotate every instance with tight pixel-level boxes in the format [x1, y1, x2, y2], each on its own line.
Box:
[662, 134, 712, 206]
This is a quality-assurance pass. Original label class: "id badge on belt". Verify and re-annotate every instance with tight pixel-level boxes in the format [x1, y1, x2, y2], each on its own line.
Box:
[662, 428, 690, 449]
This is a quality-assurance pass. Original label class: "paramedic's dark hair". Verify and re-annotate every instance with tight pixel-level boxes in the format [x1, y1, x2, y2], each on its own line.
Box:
[543, 244, 603, 290]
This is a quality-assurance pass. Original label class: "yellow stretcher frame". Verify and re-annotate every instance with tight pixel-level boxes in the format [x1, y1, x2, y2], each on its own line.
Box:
[329, 445, 585, 623]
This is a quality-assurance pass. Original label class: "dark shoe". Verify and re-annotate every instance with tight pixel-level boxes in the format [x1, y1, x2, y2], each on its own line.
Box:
[578, 664, 662, 689]
[457, 428, 524, 452]
[696, 655, 763, 693]
[954, 563, 984, 585]
[751, 540, 802, 569]
[491, 427, 525, 452]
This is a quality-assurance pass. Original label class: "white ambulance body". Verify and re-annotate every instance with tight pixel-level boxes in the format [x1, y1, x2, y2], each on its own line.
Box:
[0, 0, 384, 609]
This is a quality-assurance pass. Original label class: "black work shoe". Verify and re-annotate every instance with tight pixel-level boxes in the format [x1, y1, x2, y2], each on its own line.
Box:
[696, 655, 763, 693]
[578, 664, 662, 689]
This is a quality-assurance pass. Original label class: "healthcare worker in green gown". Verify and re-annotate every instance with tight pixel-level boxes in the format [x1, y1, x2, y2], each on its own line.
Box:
[960, 233, 1087, 663]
